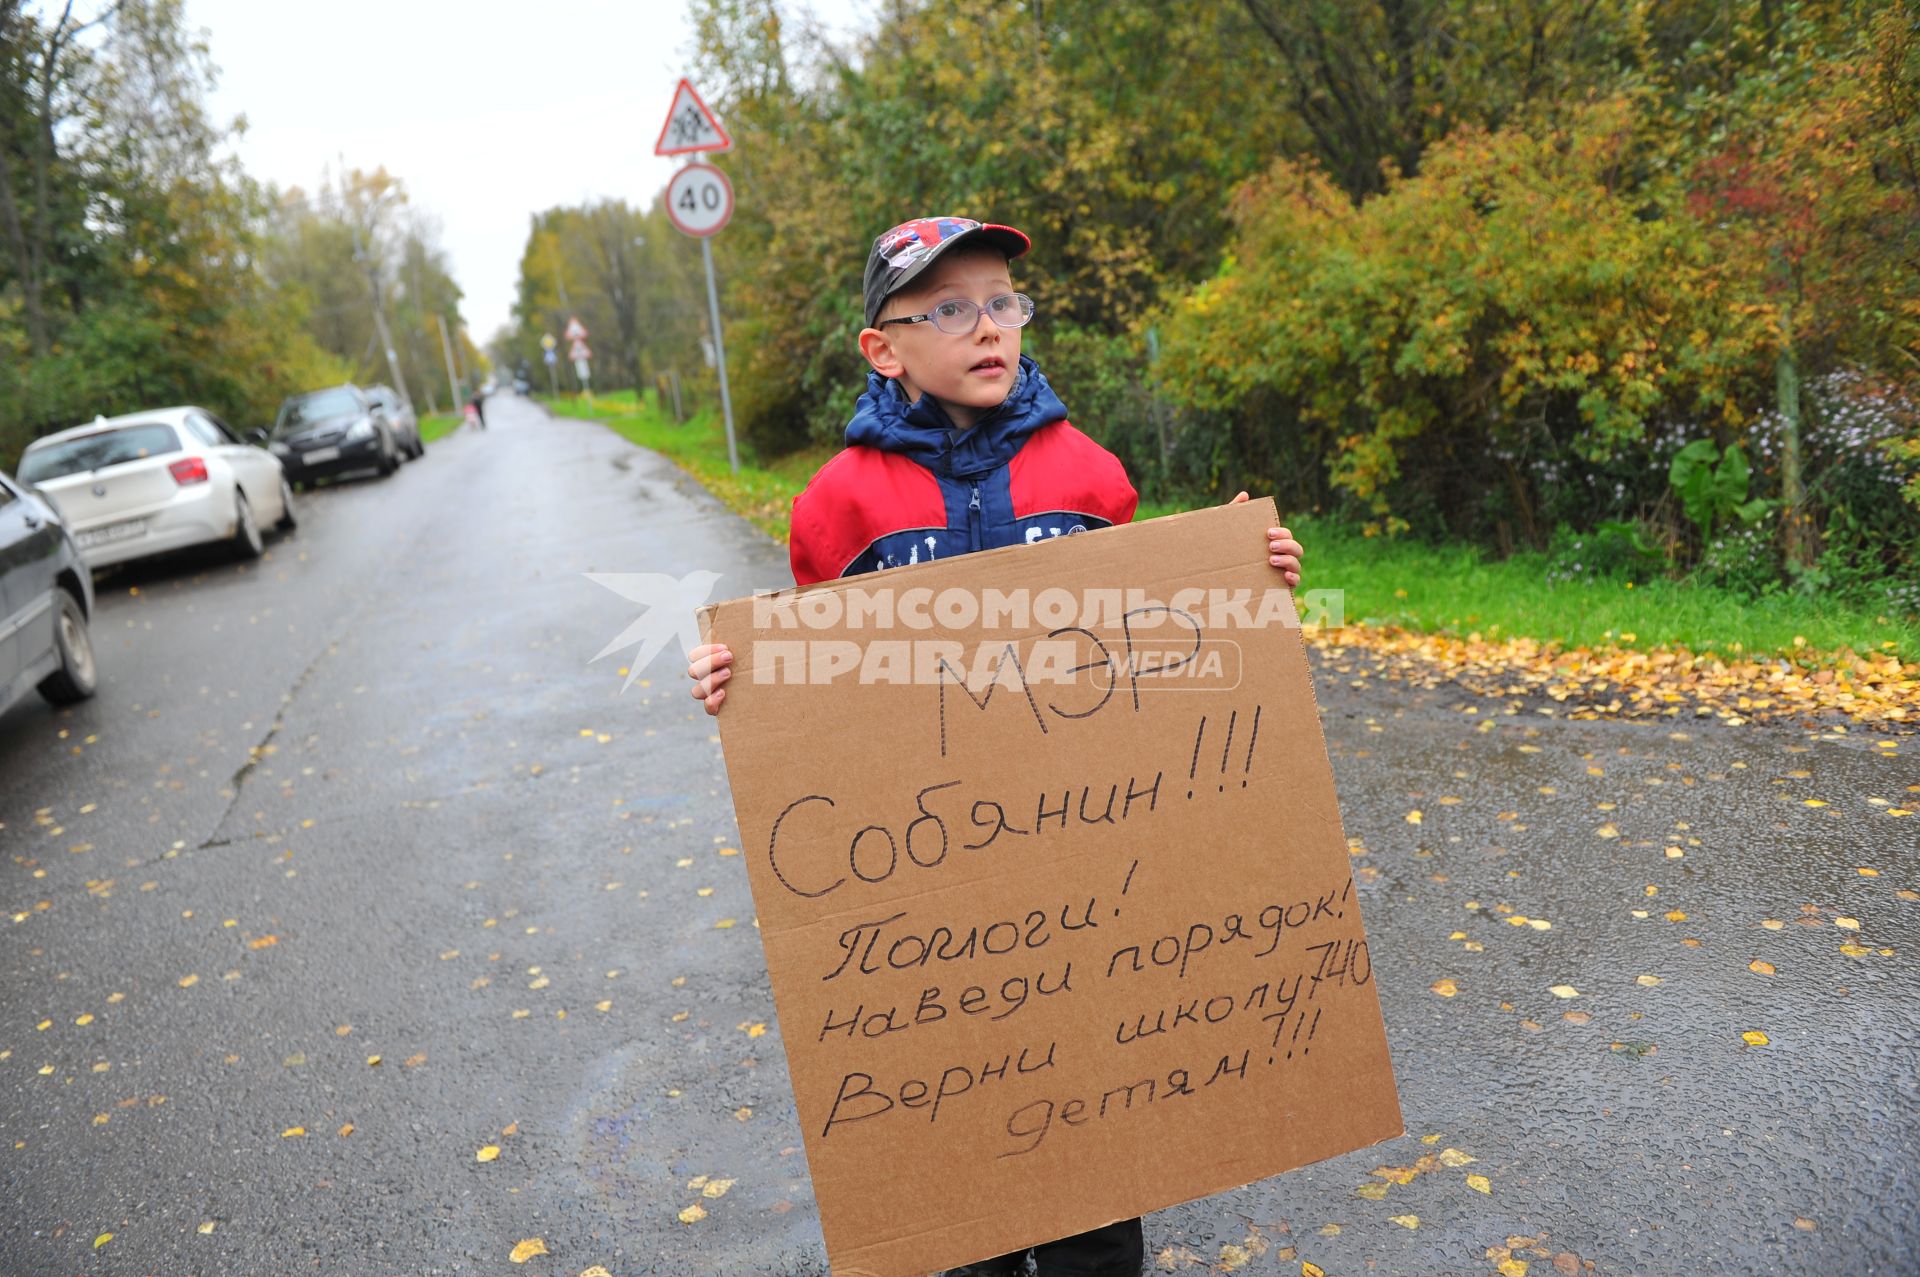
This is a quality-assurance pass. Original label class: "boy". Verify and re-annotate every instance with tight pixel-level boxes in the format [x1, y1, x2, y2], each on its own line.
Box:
[685, 216, 1304, 1276]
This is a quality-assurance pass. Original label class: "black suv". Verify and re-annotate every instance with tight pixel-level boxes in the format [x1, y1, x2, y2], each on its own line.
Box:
[269, 385, 406, 487]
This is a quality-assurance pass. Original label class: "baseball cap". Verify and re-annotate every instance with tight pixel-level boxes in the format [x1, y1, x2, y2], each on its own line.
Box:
[863, 217, 1032, 327]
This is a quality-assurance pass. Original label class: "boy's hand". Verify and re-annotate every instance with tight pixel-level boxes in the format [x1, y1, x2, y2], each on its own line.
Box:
[688, 642, 732, 716]
[1227, 491, 1304, 589]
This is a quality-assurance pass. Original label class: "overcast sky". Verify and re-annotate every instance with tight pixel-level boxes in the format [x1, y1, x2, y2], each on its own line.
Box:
[186, 0, 870, 342]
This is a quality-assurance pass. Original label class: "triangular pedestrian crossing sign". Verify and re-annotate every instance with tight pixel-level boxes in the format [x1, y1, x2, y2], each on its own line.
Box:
[654, 79, 732, 156]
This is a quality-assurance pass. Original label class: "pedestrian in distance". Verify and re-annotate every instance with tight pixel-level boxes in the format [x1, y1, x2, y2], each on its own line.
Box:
[685, 216, 1305, 1276]
[467, 383, 487, 430]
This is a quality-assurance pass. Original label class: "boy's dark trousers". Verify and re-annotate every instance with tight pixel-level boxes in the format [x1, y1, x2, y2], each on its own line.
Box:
[945, 1217, 1144, 1276]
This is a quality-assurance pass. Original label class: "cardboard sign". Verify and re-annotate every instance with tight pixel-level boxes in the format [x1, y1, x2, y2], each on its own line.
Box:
[699, 500, 1401, 1276]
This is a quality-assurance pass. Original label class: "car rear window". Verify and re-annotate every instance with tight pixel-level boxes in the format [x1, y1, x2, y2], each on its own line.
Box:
[276, 387, 363, 432]
[18, 424, 182, 484]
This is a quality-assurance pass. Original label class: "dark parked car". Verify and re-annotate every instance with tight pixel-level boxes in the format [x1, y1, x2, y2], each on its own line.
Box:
[268, 385, 408, 487]
[365, 384, 424, 460]
[0, 468, 97, 716]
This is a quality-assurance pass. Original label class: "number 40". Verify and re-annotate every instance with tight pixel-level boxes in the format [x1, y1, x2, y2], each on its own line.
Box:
[679, 181, 722, 212]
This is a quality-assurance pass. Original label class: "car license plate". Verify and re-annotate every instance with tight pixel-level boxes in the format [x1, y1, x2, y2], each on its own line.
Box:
[77, 518, 146, 548]
[303, 446, 340, 464]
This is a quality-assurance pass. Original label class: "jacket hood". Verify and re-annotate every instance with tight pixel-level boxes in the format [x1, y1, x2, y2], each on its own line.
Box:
[844, 354, 1067, 479]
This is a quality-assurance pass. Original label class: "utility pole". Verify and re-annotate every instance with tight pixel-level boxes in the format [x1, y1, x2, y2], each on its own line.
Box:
[437, 314, 462, 410]
[349, 206, 410, 410]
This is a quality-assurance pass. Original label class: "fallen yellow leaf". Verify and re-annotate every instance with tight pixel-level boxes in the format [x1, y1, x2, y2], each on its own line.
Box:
[1467, 1173, 1491, 1193]
[1406, 810, 1423, 825]
[1636, 974, 1662, 987]
[94, 1233, 113, 1249]
[1548, 985, 1579, 999]
[1372, 1165, 1418, 1185]
[580, 1268, 613, 1277]
[1749, 960, 1775, 976]
[714, 918, 736, 929]
[1499, 1260, 1529, 1277]
[1665, 910, 1688, 922]
[477, 1145, 501, 1162]
[1219, 1243, 1253, 1270]
[1388, 1214, 1420, 1229]
[1742, 1030, 1769, 1046]
[1438, 1147, 1475, 1167]
[702, 1178, 736, 1198]
[509, 1238, 549, 1262]
[282, 1126, 306, 1138]
[198, 1221, 216, 1235]
[1354, 1182, 1389, 1200]
[178, 973, 199, 987]
[678, 1203, 708, 1224]
[1430, 978, 1459, 998]
[1835, 917, 1861, 931]
[1303, 1264, 1327, 1277]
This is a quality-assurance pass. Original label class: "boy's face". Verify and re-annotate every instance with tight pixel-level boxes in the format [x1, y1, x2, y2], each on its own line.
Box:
[860, 246, 1021, 428]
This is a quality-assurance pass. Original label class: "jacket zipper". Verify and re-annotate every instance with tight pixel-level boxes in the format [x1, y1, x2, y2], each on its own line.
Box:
[968, 482, 983, 552]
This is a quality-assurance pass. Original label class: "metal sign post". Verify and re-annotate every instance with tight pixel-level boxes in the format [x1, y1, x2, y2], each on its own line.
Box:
[564, 318, 592, 402]
[699, 238, 739, 473]
[657, 80, 739, 475]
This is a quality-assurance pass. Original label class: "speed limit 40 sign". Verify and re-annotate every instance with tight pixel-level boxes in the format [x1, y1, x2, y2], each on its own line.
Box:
[666, 163, 733, 237]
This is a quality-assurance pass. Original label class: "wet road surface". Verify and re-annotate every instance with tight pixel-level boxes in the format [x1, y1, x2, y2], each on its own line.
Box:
[2, 393, 1914, 1275]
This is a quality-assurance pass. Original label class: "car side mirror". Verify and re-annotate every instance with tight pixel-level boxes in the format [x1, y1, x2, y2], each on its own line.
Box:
[249, 428, 269, 445]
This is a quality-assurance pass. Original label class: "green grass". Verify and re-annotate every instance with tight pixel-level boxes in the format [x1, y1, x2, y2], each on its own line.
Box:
[420, 412, 464, 445]
[551, 393, 1916, 665]
[1208, 511, 1919, 664]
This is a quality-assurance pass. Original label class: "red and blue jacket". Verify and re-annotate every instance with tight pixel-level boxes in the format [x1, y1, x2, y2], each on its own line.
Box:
[789, 356, 1139, 586]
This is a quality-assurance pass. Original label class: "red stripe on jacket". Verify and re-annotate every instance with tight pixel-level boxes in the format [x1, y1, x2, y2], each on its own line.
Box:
[788, 419, 1138, 587]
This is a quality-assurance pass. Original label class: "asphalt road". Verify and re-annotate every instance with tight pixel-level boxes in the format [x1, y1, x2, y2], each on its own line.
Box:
[2, 392, 1914, 1276]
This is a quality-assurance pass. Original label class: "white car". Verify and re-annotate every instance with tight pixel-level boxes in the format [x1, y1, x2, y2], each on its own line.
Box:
[18, 406, 296, 568]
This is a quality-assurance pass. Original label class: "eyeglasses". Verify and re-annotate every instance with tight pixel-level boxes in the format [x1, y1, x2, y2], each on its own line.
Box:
[877, 292, 1036, 335]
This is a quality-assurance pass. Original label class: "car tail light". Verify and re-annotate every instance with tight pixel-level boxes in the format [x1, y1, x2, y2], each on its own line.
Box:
[168, 457, 209, 485]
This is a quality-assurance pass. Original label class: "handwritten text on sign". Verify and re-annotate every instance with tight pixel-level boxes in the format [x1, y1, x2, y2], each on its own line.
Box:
[701, 500, 1401, 1277]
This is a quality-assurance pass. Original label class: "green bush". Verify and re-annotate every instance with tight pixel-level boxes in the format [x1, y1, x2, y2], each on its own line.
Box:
[1691, 517, 1783, 599]
[1545, 520, 1667, 585]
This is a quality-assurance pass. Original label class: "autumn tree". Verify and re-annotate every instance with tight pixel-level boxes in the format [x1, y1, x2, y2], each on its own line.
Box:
[0, 0, 351, 462]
